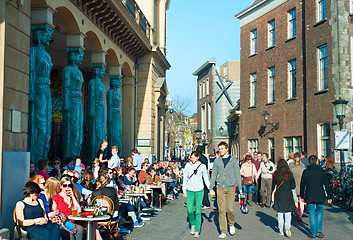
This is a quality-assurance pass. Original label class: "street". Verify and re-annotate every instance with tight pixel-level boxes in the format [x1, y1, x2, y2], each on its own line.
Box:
[126, 196, 353, 240]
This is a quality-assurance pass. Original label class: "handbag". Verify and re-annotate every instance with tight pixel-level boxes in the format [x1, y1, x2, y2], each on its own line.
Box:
[51, 212, 77, 234]
[243, 176, 253, 186]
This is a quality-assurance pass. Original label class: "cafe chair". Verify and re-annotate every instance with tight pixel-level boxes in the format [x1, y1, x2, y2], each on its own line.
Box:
[90, 195, 118, 239]
[13, 209, 29, 240]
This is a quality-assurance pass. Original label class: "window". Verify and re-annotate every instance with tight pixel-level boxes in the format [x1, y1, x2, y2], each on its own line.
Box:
[223, 66, 228, 78]
[284, 137, 302, 159]
[317, 0, 327, 21]
[199, 83, 202, 99]
[268, 20, 275, 47]
[288, 9, 296, 38]
[207, 103, 212, 132]
[201, 104, 206, 133]
[268, 67, 275, 103]
[248, 139, 258, 155]
[206, 79, 209, 96]
[318, 123, 331, 157]
[318, 45, 328, 90]
[250, 73, 257, 106]
[251, 29, 257, 55]
[202, 81, 206, 98]
[268, 138, 275, 161]
[288, 60, 297, 98]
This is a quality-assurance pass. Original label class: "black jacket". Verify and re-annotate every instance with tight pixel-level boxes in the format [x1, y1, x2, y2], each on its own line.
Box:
[300, 164, 332, 204]
[92, 186, 119, 209]
[272, 172, 296, 212]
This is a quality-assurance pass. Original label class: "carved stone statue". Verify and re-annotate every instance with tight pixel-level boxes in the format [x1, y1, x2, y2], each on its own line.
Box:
[107, 76, 122, 156]
[29, 25, 53, 164]
[63, 48, 84, 160]
[89, 64, 106, 163]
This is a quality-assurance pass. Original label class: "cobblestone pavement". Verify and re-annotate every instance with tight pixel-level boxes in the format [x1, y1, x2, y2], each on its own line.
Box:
[125, 196, 353, 240]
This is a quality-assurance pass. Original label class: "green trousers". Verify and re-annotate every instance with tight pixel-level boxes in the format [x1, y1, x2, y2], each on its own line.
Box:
[186, 189, 204, 233]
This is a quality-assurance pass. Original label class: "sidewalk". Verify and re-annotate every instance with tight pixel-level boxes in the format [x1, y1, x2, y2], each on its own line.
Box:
[126, 196, 353, 240]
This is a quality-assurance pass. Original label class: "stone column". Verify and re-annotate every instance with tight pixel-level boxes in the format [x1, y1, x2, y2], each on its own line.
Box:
[107, 64, 122, 157]
[122, 75, 135, 157]
[63, 33, 85, 160]
[88, 52, 106, 164]
[29, 6, 54, 164]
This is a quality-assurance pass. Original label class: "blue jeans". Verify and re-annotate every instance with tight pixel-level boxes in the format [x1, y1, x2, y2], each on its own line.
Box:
[307, 203, 323, 237]
[243, 184, 253, 194]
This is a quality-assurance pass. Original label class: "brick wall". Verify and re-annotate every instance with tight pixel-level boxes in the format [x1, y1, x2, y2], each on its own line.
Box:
[239, 0, 335, 161]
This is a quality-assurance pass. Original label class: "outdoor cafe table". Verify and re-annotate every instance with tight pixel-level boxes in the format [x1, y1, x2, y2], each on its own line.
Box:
[68, 214, 110, 240]
[126, 193, 145, 214]
[149, 185, 162, 206]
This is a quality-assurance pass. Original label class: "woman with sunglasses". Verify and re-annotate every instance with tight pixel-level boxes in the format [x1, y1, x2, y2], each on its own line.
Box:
[15, 182, 60, 240]
[52, 176, 84, 240]
[182, 151, 210, 238]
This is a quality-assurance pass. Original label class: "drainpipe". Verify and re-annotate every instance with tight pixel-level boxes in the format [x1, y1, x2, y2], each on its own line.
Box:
[135, 57, 139, 148]
[302, 0, 308, 153]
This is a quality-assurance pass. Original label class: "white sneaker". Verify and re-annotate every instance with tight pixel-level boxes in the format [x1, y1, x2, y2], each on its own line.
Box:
[190, 225, 196, 235]
[229, 226, 235, 236]
[219, 233, 227, 238]
[194, 232, 200, 238]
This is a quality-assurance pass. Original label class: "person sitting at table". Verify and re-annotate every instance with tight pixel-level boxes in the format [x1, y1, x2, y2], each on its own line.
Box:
[61, 171, 82, 202]
[37, 159, 49, 181]
[30, 161, 37, 178]
[29, 175, 59, 220]
[138, 163, 149, 184]
[72, 170, 92, 201]
[80, 170, 95, 191]
[106, 168, 119, 194]
[145, 167, 161, 185]
[52, 176, 85, 240]
[92, 175, 144, 228]
[165, 167, 178, 200]
[92, 158, 101, 179]
[123, 167, 137, 186]
[15, 181, 60, 240]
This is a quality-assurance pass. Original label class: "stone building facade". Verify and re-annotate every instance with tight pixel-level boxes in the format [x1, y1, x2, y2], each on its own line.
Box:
[235, 0, 353, 162]
[0, 0, 170, 228]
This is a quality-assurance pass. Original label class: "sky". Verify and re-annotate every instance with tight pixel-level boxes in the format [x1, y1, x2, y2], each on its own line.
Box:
[166, 0, 253, 116]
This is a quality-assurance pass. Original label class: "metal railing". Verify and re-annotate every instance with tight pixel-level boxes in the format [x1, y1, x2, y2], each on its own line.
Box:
[120, 0, 151, 40]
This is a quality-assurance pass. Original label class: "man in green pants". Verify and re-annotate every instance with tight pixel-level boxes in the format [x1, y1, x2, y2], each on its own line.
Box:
[210, 142, 243, 239]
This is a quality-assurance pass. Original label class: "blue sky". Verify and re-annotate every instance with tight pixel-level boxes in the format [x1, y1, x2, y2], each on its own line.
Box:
[166, 0, 253, 116]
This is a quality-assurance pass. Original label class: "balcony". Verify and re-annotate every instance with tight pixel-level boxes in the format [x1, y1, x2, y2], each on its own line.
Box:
[120, 0, 150, 39]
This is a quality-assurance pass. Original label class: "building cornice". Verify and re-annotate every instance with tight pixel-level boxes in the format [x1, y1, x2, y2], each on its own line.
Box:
[192, 58, 217, 76]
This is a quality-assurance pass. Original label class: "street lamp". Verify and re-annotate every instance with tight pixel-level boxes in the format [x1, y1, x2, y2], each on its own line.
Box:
[263, 111, 270, 123]
[262, 111, 279, 134]
[332, 96, 348, 130]
[332, 96, 349, 179]
[219, 126, 224, 136]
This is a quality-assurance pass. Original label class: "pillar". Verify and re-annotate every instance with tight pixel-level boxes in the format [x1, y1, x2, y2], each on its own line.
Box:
[122, 75, 135, 157]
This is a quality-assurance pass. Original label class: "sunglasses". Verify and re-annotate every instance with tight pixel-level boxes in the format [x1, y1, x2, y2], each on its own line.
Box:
[108, 172, 113, 174]
[53, 162, 60, 165]
[62, 184, 72, 188]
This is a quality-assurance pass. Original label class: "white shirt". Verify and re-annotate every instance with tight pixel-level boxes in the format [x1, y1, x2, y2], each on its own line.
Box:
[108, 154, 120, 169]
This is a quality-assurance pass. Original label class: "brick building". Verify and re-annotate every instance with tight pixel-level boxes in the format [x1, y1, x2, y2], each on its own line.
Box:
[235, 0, 353, 163]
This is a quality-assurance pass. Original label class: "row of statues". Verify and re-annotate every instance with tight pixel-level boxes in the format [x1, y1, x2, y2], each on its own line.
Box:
[29, 25, 122, 165]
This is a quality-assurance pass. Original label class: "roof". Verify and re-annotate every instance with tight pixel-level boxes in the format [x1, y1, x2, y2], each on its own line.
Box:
[192, 58, 217, 76]
[234, 0, 267, 18]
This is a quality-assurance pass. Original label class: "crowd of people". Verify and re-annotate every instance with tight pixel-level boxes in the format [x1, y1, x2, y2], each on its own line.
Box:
[21, 140, 334, 239]
[182, 142, 333, 239]
[20, 143, 183, 240]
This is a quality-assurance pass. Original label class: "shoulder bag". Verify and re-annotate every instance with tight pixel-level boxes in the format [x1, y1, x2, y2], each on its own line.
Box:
[187, 163, 201, 182]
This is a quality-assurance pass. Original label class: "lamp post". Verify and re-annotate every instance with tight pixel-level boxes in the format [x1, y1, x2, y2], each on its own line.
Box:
[332, 96, 348, 179]
[219, 126, 224, 136]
